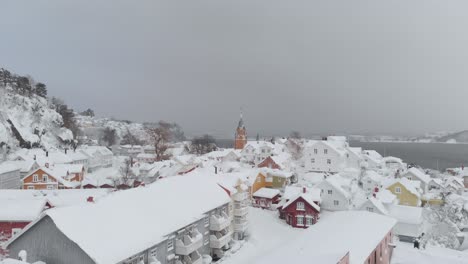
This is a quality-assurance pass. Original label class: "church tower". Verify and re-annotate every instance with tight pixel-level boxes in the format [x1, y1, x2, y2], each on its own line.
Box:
[234, 112, 247, 149]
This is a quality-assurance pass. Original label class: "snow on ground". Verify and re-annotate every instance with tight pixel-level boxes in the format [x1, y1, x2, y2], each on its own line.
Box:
[392, 241, 468, 264]
[220, 207, 302, 264]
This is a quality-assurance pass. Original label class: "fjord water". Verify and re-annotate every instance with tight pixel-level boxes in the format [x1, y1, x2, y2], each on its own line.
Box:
[350, 141, 468, 171]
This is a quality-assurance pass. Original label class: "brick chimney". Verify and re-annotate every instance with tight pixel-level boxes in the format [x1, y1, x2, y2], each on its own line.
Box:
[45, 163, 49, 168]
[46, 151, 49, 157]
[87, 196, 94, 203]
[303, 187, 306, 193]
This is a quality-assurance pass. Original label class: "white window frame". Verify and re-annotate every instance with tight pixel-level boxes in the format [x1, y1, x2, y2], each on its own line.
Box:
[42, 174, 48, 182]
[27, 186, 34, 190]
[395, 187, 401, 194]
[314, 149, 318, 154]
[296, 201, 305, 211]
[367, 207, 374, 212]
[324, 149, 328, 154]
[327, 190, 332, 195]
[33, 174, 39, 182]
[333, 200, 339, 206]
[306, 217, 313, 226]
[327, 159, 331, 164]
[296, 216, 304, 226]
[47, 185, 54, 190]
[167, 240, 174, 251]
[311, 158, 315, 163]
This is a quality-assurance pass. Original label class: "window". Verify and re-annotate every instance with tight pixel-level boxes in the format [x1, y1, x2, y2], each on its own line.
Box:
[367, 207, 374, 212]
[314, 149, 318, 154]
[395, 187, 401, 194]
[327, 190, 332, 195]
[306, 217, 313, 226]
[262, 149, 265, 153]
[327, 159, 331, 164]
[42, 174, 48, 182]
[333, 200, 339, 206]
[296, 201, 305, 210]
[204, 216, 209, 226]
[311, 158, 315, 163]
[27, 186, 34, 190]
[33, 174, 39, 182]
[167, 240, 174, 251]
[297, 217, 304, 226]
[47, 185, 54, 190]
[204, 236, 209, 245]
[150, 248, 158, 258]
[324, 149, 328, 154]
[257, 177, 262, 183]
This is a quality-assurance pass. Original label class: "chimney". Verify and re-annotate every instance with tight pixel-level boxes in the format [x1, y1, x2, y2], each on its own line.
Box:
[372, 193, 376, 198]
[45, 163, 49, 168]
[65, 148, 68, 154]
[33, 154, 36, 161]
[87, 196, 94, 203]
[215, 166, 218, 174]
[303, 187, 306, 193]
[46, 151, 49, 157]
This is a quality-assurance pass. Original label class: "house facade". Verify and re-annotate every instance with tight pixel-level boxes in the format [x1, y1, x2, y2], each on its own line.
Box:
[241, 141, 274, 165]
[385, 179, 421, 207]
[317, 178, 351, 211]
[278, 195, 320, 228]
[252, 188, 280, 210]
[22, 166, 82, 190]
[0, 164, 21, 189]
[7, 176, 239, 264]
[303, 140, 347, 173]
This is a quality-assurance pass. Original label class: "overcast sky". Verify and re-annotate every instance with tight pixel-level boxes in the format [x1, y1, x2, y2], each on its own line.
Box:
[1, 1, 468, 138]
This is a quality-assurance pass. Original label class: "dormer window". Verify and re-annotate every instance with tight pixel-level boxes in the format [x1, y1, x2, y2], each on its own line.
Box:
[324, 149, 328, 154]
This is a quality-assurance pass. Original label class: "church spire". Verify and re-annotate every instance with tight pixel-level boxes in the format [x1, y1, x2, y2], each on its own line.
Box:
[234, 108, 247, 149]
[238, 108, 244, 129]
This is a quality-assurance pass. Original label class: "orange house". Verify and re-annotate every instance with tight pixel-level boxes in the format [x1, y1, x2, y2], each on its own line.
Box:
[22, 166, 82, 190]
[250, 172, 273, 196]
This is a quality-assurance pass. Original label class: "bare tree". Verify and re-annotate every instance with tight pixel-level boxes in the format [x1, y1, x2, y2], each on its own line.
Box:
[101, 127, 117, 146]
[190, 134, 217, 155]
[146, 121, 172, 161]
[119, 158, 136, 183]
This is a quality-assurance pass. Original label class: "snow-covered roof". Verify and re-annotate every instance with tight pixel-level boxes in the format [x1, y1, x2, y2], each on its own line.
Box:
[387, 204, 423, 225]
[405, 167, 431, 184]
[0, 198, 47, 221]
[258, 167, 293, 179]
[359, 197, 388, 215]
[363, 170, 383, 183]
[282, 189, 321, 212]
[11, 175, 231, 264]
[253, 187, 280, 199]
[384, 178, 421, 198]
[376, 189, 397, 204]
[255, 211, 396, 264]
[0, 162, 20, 174]
[318, 175, 351, 199]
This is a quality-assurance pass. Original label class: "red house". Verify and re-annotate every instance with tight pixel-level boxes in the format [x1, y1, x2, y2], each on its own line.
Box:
[0, 199, 48, 242]
[278, 188, 321, 228]
[252, 188, 281, 210]
[257, 156, 282, 170]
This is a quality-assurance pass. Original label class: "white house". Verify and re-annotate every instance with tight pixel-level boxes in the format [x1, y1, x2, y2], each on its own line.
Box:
[0, 162, 21, 189]
[362, 150, 383, 170]
[361, 170, 383, 194]
[241, 141, 275, 165]
[316, 176, 351, 211]
[303, 139, 347, 173]
[403, 167, 431, 193]
[359, 197, 388, 215]
[78, 146, 113, 172]
[386, 204, 424, 242]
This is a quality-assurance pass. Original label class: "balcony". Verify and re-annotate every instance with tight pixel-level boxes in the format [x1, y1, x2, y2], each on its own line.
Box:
[175, 230, 203, 255]
[210, 213, 231, 231]
[233, 220, 248, 232]
[233, 206, 248, 216]
[232, 192, 249, 201]
[210, 230, 233, 249]
[177, 250, 202, 264]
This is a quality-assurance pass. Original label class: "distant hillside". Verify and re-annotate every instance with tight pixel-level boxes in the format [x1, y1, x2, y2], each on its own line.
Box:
[436, 130, 468, 143]
[0, 68, 73, 150]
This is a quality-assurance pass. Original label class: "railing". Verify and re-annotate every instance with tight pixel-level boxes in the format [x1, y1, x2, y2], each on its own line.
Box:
[210, 231, 233, 248]
[175, 231, 203, 255]
[233, 207, 248, 216]
[210, 214, 232, 231]
[233, 221, 248, 232]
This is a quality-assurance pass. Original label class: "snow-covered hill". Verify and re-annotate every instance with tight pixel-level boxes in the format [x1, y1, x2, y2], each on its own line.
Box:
[0, 85, 73, 149]
[75, 115, 148, 144]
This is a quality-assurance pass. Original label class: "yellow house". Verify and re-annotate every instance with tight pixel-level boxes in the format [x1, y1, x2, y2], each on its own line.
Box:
[251, 172, 272, 196]
[386, 178, 421, 207]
